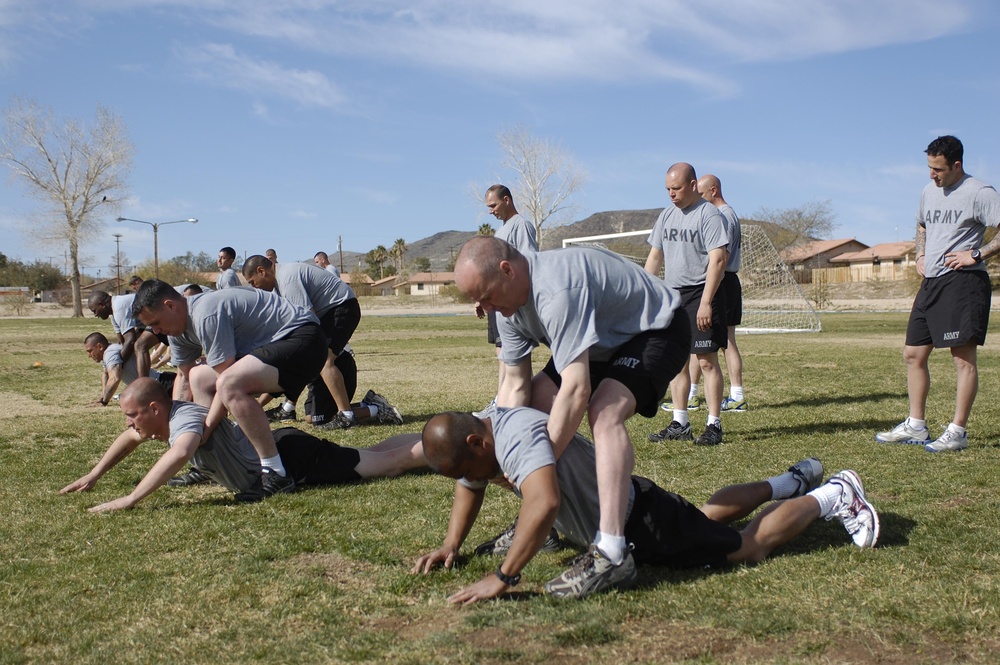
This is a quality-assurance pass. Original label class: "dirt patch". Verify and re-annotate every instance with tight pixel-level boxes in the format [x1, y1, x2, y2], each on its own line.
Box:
[0, 391, 46, 418]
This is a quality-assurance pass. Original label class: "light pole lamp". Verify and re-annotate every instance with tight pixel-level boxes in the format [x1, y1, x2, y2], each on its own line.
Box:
[116, 217, 199, 279]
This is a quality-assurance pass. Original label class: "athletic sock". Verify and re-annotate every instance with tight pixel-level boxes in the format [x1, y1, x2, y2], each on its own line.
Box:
[594, 532, 627, 565]
[947, 422, 966, 435]
[731, 386, 744, 402]
[281, 401, 295, 413]
[807, 482, 842, 518]
[767, 471, 802, 500]
[674, 409, 689, 426]
[341, 409, 355, 422]
[907, 417, 926, 430]
[688, 385, 698, 401]
[707, 415, 721, 428]
[261, 454, 287, 477]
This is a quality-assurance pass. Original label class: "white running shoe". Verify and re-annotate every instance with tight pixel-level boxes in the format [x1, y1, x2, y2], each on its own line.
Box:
[826, 470, 880, 548]
[875, 419, 930, 445]
[925, 428, 968, 453]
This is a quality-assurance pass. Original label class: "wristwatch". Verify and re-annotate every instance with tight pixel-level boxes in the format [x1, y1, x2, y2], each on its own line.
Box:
[972, 249, 983, 263]
[495, 563, 521, 587]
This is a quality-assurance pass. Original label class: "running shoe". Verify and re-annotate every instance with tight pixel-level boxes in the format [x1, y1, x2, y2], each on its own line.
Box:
[544, 545, 637, 599]
[648, 421, 693, 442]
[925, 428, 968, 453]
[826, 470, 880, 548]
[875, 419, 930, 445]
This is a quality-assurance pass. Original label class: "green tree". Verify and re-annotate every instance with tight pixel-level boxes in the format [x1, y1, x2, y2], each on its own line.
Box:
[412, 256, 431, 272]
[0, 98, 132, 316]
[390, 238, 408, 275]
[478, 223, 495, 236]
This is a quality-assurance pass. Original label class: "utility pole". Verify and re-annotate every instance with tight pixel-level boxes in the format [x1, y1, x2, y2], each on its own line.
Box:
[113, 233, 123, 295]
[338, 235, 344, 275]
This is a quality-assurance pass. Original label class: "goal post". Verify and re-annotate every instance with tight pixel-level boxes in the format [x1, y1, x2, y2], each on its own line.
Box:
[562, 225, 821, 334]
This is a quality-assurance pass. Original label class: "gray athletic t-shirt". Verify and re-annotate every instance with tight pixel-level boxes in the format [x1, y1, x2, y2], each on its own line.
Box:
[918, 174, 1000, 278]
[498, 246, 679, 372]
[168, 401, 259, 491]
[718, 204, 741, 273]
[168, 288, 320, 367]
[111, 294, 139, 335]
[103, 343, 161, 385]
[216, 268, 242, 289]
[275, 262, 356, 317]
[459, 407, 633, 549]
[647, 199, 729, 288]
[495, 214, 538, 253]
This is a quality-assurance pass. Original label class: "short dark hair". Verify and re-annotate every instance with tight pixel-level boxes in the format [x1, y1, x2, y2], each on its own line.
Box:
[219, 247, 236, 260]
[84, 331, 109, 346]
[182, 284, 203, 295]
[87, 290, 111, 309]
[128, 275, 143, 286]
[485, 184, 513, 201]
[132, 279, 182, 315]
[241, 254, 271, 277]
[314, 251, 329, 261]
[925, 135, 963, 165]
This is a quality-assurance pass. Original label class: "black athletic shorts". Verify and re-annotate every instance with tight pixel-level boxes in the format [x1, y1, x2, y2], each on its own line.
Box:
[722, 272, 743, 327]
[625, 476, 742, 568]
[906, 270, 991, 348]
[156, 371, 176, 396]
[274, 427, 362, 486]
[676, 283, 728, 354]
[540, 309, 691, 418]
[250, 323, 328, 401]
[319, 298, 361, 354]
[487, 310, 501, 347]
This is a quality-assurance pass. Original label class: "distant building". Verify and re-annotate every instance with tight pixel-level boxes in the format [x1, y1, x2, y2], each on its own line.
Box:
[393, 272, 455, 297]
[780, 238, 870, 271]
[830, 242, 917, 282]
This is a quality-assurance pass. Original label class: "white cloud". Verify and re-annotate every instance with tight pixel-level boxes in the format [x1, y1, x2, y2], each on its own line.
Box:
[173, 42, 347, 109]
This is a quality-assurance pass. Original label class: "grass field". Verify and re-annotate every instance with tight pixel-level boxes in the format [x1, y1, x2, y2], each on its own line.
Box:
[1, 312, 999, 664]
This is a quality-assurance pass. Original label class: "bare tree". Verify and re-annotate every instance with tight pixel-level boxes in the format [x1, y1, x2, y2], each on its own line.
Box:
[751, 200, 838, 253]
[0, 98, 132, 316]
[497, 126, 585, 246]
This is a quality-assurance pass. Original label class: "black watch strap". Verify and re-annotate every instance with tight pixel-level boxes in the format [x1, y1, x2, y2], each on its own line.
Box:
[972, 249, 983, 263]
[495, 563, 521, 587]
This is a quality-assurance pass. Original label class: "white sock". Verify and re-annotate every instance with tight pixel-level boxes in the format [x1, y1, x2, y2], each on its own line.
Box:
[707, 415, 721, 428]
[908, 417, 926, 430]
[731, 386, 744, 401]
[594, 532, 627, 565]
[688, 385, 698, 400]
[947, 422, 966, 435]
[674, 409, 689, 426]
[261, 455, 287, 477]
[767, 471, 802, 500]
[808, 482, 842, 518]
[341, 409, 355, 422]
[281, 401, 295, 413]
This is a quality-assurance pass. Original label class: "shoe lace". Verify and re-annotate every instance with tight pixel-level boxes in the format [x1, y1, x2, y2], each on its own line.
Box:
[566, 547, 598, 578]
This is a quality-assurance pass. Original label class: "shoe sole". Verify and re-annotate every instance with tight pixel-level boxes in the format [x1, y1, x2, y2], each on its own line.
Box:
[834, 470, 880, 548]
[924, 441, 968, 453]
[875, 435, 930, 445]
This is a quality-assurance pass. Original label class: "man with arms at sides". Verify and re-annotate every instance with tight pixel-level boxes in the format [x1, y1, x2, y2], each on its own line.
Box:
[475, 184, 539, 415]
[83, 332, 176, 407]
[60, 378, 426, 510]
[685, 173, 748, 412]
[645, 162, 730, 446]
[313, 251, 339, 275]
[132, 279, 328, 498]
[454, 236, 689, 597]
[413, 409, 878, 602]
[216, 246, 242, 289]
[242, 255, 402, 429]
[88, 289, 160, 381]
[876, 135, 1000, 452]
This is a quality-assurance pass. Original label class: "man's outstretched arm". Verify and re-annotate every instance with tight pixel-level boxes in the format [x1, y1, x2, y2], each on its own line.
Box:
[59, 428, 145, 494]
[412, 482, 486, 574]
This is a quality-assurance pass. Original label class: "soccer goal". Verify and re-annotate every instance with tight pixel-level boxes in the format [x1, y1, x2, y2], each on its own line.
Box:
[562, 225, 821, 333]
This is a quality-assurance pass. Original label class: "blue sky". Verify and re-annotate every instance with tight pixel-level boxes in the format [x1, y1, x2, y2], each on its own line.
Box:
[1, 0, 999, 273]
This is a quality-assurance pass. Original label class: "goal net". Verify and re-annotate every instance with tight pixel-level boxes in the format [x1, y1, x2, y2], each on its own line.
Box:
[562, 225, 821, 334]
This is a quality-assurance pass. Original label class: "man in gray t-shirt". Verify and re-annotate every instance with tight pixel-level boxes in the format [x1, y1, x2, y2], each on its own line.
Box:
[478, 185, 539, 413]
[87, 290, 161, 380]
[646, 163, 729, 447]
[60, 378, 425, 511]
[216, 246, 243, 289]
[132, 279, 329, 499]
[413, 408, 878, 603]
[454, 236, 689, 598]
[877, 136, 1000, 452]
[84, 331, 175, 407]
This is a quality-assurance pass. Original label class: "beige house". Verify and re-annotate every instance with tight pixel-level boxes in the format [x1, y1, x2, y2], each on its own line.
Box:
[780, 238, 870, 271]
[828, 242, 917, 282]
[393, 272, 455, 296]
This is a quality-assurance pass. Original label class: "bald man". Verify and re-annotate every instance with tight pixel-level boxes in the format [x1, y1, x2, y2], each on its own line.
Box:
[60, 378, 425, 511]
[454, 235, 689, 598]
[645, 163, 729, 446]
[684, 174, 747, 413]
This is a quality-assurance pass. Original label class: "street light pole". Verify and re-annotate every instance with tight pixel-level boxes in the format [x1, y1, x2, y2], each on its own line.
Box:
[116, 217, 199, 279]
[113, 233, 123, 295]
